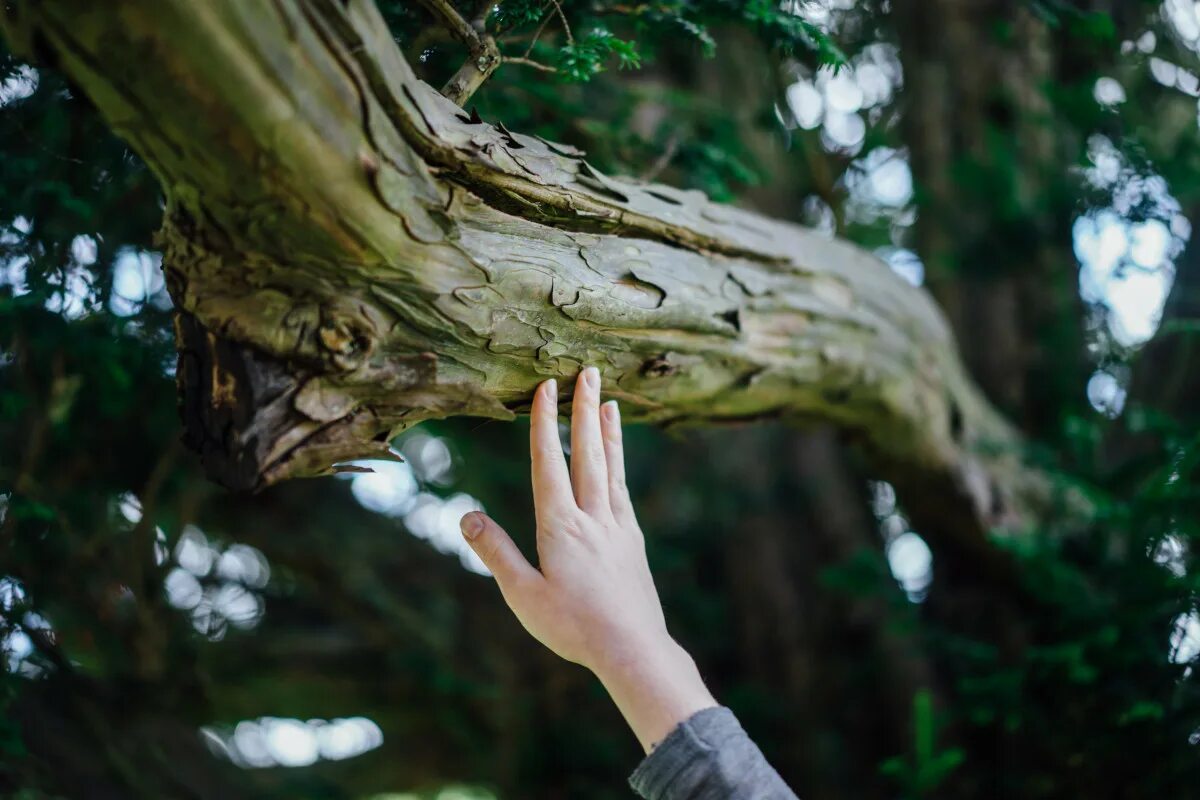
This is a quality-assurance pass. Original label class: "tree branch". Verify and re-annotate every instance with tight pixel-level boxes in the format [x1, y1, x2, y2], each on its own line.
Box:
[415, 0, 500, 105]
[6, 0, 1054, 558]
[521, 2, 556, 57]
[504, 55, 558, 73]
[548, 0, 573, 45]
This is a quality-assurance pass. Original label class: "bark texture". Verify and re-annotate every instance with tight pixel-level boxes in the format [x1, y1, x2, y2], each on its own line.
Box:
[3, 0, 1041, 543]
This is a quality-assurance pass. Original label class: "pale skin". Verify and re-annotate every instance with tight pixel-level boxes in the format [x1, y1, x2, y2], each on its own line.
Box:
[459, 367, 718, 753]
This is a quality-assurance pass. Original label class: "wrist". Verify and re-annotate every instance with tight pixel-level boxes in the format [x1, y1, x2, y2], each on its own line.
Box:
[590, 635, 717, 753]
[586, 629, 677, 682]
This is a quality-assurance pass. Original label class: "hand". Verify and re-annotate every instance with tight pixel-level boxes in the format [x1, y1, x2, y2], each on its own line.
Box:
[459, 367, 716, 751]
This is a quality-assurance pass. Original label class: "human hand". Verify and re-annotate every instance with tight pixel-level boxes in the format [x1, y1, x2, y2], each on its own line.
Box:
[459, 367, 715, 751]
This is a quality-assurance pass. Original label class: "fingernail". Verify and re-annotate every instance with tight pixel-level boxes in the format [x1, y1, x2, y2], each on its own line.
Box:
[545, 378, 557, 402]
[585, 366, 600, 389]
[461, 512, 484, 540]
[603, 400, 619, 421]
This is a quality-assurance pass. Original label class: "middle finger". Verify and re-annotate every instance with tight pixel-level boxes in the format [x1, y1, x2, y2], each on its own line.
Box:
[570, 367, 610, 516]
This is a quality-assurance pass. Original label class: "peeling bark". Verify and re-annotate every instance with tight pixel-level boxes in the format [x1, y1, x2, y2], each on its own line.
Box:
[2, 0, 1045, 545]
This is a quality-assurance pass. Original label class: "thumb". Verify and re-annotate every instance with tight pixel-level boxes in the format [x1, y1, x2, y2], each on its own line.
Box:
[460, 512, 540, 597]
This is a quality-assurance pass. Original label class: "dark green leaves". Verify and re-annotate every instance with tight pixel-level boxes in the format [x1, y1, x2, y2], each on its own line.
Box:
[556, 28, 641, 82]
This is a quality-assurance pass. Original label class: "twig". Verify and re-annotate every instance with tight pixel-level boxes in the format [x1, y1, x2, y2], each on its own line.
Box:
[549, 0, 574, 45]
[504, 56, 559, 73]
[415, 0, 502, 106]
[416, 0, 481, 48]
[641, 132, 681, 182]
[470, 0, 492, 30]
[522, 2, 556, 58]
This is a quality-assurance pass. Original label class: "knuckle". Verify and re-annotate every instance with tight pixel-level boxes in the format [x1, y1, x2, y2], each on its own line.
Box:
[557, 512, 589, 538]
[536, 442, 562, 459]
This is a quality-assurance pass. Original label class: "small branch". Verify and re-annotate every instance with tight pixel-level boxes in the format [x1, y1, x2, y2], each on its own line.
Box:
[415, 0, 479, 48]
[550, 0, 574, 45]
[504, 55, 558, 73]
[641, 132, 681, 182]
[416, 0, 501, 106]
[522, 2, 555, 57]
[469, 0, 491, 30]
[441, 42, 501, 105]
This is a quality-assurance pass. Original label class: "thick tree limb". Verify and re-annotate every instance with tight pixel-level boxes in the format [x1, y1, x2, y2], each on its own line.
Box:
[3, 0, 1046, 552]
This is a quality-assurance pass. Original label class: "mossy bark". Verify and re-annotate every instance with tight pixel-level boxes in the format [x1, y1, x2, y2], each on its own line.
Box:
[3, 0, 1043, 550]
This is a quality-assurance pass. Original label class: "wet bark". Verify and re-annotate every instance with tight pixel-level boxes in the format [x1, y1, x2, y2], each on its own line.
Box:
[2, 0, 1044, 545]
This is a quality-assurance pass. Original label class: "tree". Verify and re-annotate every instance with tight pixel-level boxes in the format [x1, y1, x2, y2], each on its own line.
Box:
[2, 1, 1199, 798]
[1, 0, 1040, 562]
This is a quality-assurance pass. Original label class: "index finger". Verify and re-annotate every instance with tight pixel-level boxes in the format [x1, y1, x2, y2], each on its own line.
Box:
[530, 378, 576, 523]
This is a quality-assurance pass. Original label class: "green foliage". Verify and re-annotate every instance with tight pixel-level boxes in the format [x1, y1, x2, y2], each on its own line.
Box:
[491, 0, 549, 31]
[4, 2, 1200, 798]
[482, 0, 845, 72]
[879, 690, 964, 799]
[738, 0, 847, 66]
[1028, 1, 1117, 41]
[384, 0, 859, 202]
[555, 29, 642, 82]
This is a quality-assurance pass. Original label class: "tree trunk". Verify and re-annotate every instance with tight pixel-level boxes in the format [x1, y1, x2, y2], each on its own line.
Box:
[894, 0, 1089, 438]
[2, 0, 1044, 548]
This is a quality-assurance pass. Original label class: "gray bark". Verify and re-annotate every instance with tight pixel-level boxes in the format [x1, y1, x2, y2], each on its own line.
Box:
[2, 0, 1045, 548]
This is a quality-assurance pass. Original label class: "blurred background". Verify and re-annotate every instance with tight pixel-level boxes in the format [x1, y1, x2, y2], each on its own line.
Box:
[2, 1, 1200, 797]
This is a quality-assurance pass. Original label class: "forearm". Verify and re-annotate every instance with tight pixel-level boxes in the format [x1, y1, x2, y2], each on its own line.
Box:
[592, 637, 718, 753]
[593, 638, 798, 799]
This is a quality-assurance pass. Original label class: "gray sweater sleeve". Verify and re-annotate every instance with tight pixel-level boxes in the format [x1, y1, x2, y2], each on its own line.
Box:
[628, 707, 799, 800]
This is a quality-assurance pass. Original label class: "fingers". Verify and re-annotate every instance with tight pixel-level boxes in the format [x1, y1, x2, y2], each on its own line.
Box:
[599, 400, 634, 521]
[530, 379, 575, 523]
[460, 512, 541, 598]
[571, 367, 610, 515]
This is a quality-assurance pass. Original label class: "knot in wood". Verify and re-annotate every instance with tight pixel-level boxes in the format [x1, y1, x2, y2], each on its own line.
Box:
[640, 355, 677, 378]
[317, 312, 374, 372]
